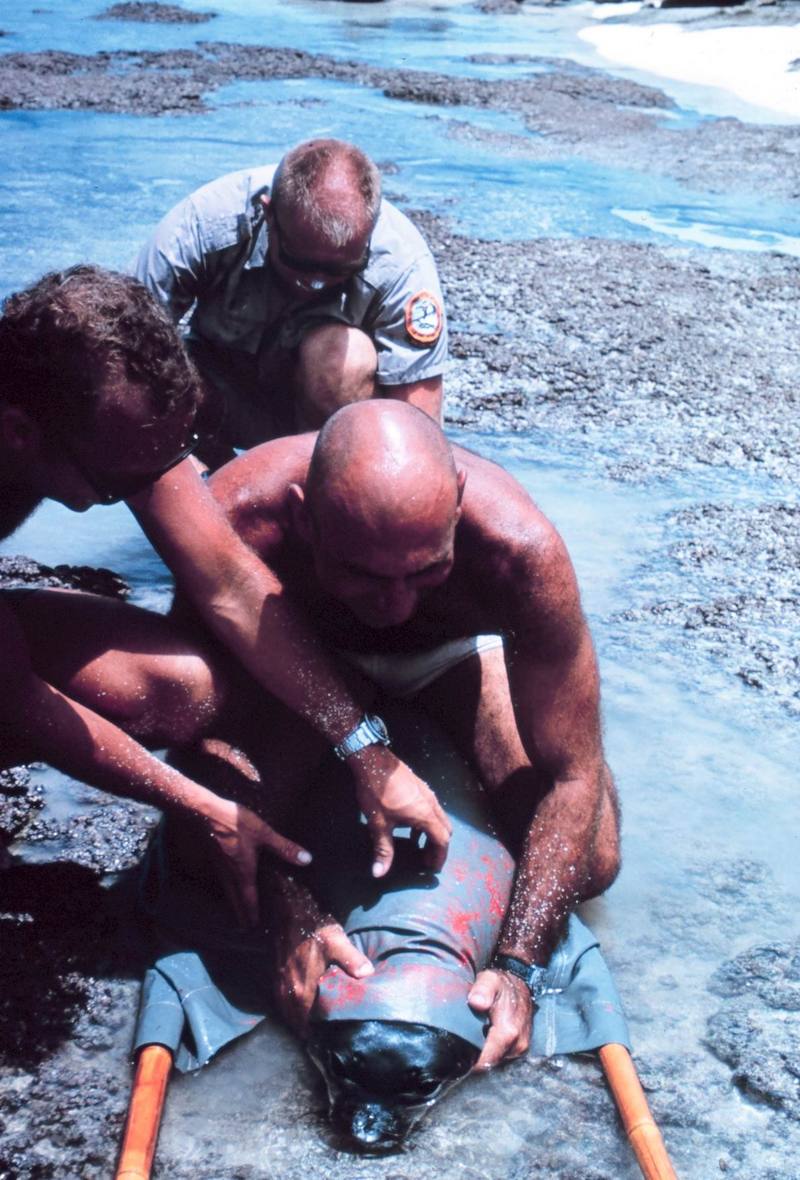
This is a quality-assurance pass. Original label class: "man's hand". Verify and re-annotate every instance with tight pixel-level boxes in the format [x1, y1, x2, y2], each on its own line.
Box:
[197, 796, 312, 929]
[275, 922, 374, 1036]
[468, 968, 533, 1071]
[347, 744, 452, 877]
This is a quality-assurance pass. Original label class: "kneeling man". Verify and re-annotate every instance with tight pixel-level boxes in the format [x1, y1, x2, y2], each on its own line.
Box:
[200, 400, 621, 1070]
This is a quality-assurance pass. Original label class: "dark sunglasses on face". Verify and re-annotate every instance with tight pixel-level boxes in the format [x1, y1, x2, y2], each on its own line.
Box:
[270, 204, 370, 279]
[60, 431, 200, 506]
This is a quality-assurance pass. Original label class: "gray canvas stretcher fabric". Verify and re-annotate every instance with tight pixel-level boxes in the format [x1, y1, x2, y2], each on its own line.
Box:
[133, 707, 630, 1071]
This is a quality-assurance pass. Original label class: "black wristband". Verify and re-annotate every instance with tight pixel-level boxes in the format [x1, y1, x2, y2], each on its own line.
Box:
[491, 953, 548, 1000]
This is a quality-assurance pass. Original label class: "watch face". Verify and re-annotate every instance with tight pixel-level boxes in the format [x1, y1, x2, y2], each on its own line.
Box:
[366, 714, 389, 743]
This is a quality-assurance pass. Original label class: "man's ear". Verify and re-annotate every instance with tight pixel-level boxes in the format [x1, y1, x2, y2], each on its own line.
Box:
[0, 405, 41, 455]
[258, 193, 272, 221]
[287, 482, 313, 543]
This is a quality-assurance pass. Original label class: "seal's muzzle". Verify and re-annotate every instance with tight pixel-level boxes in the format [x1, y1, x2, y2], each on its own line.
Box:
[308, 1019, 478, 1153]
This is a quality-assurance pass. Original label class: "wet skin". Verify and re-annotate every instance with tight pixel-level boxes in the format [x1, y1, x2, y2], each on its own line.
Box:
[307, 1019, 478, 1153]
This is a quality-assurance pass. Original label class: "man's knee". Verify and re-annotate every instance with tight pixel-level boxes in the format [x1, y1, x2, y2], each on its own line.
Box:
[586, 773, 622, 898]
[295, 323, 377, 428]
[138, 651, 228, 747]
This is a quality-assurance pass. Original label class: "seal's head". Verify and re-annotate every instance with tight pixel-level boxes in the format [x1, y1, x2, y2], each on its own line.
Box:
[308, 1019, 478, 1153]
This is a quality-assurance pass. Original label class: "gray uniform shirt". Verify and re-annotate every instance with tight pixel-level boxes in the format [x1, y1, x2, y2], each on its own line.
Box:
[135, 164, 448, 387]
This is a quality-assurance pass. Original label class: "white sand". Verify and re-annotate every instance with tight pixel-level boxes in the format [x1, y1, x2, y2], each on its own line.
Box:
[580, 21, 800, 121]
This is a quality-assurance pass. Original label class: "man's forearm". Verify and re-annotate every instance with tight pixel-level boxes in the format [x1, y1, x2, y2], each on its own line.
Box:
[381, 375, 443, 424]
[131, 471, 369, 745]
[496, 769, 606, 966]
[9, 676, 229, 823]
[260, 862, 331, 940]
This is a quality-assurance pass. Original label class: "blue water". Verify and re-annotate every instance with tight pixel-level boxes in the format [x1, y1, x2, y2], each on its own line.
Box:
[2, 0, 799, 302]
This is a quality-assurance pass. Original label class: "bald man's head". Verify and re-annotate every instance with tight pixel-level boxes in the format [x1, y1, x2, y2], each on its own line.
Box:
[293, 402, 464, 629]
[272, 139, 382, 250]
[307, 401, 458, 528]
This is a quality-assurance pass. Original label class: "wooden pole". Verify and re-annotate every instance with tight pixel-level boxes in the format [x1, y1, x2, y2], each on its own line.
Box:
[599, 1043, 678, 1180]
[115, 1044, 173, 1180]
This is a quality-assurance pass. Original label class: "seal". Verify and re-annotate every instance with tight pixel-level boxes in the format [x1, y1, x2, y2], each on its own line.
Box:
[301, 705, 516, 1153]
[307, 1019, 477, 1152]
[136, 704, 515, 1152]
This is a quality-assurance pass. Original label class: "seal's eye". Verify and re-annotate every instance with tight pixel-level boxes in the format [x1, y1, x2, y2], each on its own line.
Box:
[400, 1070, 440, 1098]
[330, 1052, 353, 1078]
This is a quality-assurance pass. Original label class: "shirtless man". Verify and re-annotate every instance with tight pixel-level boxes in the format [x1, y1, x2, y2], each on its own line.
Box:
[0, 266, 450, 931]
[201, 400, 621, 1069]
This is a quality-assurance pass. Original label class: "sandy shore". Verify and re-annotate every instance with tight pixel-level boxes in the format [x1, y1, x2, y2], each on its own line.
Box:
[582, 20, 800, 121]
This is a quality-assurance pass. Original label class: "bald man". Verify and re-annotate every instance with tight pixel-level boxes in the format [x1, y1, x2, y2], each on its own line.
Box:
[191, 401, 621, 1070]
[136, 139, 446, 465]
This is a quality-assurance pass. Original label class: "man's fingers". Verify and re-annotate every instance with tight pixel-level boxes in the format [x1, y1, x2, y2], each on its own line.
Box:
[473, 1027, 510, 1072]
[468, 970, 532, 1072]
[219, 860, 258, 930]
[369, 824, 395, 878]
[323, 927, 374, 979]
[421, 827, 450, 872]
[419, 803, 452, 871]
[236, 873, 261, 929]
[468, 971, 501, 1014]
[257, 823, 312, 868]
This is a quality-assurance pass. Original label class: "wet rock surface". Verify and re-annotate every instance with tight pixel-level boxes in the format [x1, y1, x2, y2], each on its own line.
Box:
[601, 500, 800, 714]
[0, 40, 798, 199]
[428, 223, 800, 485]
[0, 554, 130, 598]
[422, 216, 800, 718]
[707, 940, 800, 1118]
[0, 863, 149, 1180]
[96, 2, 217, 21]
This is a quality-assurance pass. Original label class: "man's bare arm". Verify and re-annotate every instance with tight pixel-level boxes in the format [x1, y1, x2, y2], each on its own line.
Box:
[262, 866, 374, 1034]
[0, 599, 308, 924]
[380, 376, 443, 424]
[129, 459, 452, 873]
[470, 526, 614, 1068]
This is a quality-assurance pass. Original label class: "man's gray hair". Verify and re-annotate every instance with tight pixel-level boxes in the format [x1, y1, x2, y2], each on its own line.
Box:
[271, 139, 382, 248]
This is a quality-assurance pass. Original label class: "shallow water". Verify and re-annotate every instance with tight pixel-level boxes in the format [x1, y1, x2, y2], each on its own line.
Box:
[2, 2, 800, 1176]
[2, 0, 800, 301]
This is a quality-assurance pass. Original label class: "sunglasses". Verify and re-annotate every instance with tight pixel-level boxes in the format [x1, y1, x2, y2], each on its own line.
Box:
[60, 431, 200, 506]
[270, 204, 370, 279]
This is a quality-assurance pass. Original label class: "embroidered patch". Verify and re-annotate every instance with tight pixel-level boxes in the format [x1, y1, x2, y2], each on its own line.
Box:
[405, 290, 443, 346]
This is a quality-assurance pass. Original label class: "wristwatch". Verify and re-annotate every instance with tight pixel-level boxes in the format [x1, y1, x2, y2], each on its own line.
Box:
[333, 713, 391, 761]
[491, 953, 548, 1002]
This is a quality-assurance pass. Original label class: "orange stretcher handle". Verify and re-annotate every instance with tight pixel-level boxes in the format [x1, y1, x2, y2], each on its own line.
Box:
[115, 1044, 173, 1180]
[599, 1043, 678, 1180]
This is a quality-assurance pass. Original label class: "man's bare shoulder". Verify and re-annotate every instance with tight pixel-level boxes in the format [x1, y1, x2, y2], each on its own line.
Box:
[207, 433, 315, 555]
[452, 443, 582, 644]
[454, 443, 560, 560]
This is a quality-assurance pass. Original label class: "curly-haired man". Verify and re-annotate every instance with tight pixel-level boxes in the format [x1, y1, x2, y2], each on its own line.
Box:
[0, 265, 451, 937]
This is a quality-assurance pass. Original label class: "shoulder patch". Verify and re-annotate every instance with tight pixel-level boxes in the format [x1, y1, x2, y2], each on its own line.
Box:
[405, 290, 443, 346]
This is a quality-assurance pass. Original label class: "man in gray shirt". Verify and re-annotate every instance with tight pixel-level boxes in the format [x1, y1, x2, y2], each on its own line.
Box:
[136, 139, 447, 463]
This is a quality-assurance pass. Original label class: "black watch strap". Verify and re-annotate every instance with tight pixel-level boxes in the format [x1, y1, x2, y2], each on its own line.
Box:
[491, 953, 548, 1001]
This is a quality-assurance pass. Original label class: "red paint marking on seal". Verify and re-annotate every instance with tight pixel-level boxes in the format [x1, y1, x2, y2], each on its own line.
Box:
[481, 854, 513, 924]
[449, 907, 481, 943]
[452, 859, 469, 884]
